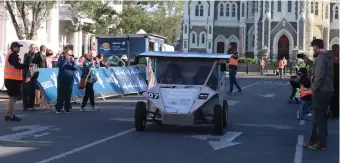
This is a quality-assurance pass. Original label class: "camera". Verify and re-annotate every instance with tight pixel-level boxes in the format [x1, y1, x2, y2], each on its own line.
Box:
[296, 53, 305, 59]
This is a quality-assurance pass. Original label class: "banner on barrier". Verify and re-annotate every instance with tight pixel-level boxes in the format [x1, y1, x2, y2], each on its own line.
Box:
[37, 66, 147, 103]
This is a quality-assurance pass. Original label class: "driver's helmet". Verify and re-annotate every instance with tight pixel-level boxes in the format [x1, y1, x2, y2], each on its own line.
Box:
[121, 54, 128, 61]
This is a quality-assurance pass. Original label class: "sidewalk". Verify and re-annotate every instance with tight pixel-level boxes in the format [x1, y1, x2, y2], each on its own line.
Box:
[229, 72, 291, 79]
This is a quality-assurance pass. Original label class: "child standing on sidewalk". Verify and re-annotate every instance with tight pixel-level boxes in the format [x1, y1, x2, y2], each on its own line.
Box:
[55, 47, 77, 113]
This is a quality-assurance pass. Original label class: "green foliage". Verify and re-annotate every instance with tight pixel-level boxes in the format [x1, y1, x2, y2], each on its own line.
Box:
[67, 0, 118, 34]
[5, 1, 55, 40]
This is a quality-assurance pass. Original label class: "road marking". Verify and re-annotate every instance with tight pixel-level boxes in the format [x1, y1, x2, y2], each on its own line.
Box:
[232, 80, 264, 93]
[234, 123, 295, 130]
[189, 132, 242, 150]
[36, 128, 135, 163]
[110, 118, 134, 122]
[300, 120, 305, 125]
[294, 135, 304, 163]
[0, 125, 54, 142]
[255, 94, 277, 98]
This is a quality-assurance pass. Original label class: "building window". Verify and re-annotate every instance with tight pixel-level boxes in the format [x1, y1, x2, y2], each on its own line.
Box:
[199, 5, 204, 16]
[242, 3, 245, 17]
[184, 25, 187, 34]
[252, 35, 255, 47]
[252, 1, 255, 16]
[232, 4, 236, 17]
[209, 26, 212, 34]
[226, 3, 230, 17]
[277, 1, 282, 12]
[335, 6, 339, 19]
[288, 1, 292, 12]
[200, 32, 206, 44]
[315, 2, 319, 15]
[195, 5, 199, 16]
[191, 33, 196, 44]
[184, 41, 187, 49]
[219, 3, 224, 16]
[208, 42, 212, 49]
[311, 2, 314, 13]
[195, 1, 204, 17]
[325, 5, 328, 19]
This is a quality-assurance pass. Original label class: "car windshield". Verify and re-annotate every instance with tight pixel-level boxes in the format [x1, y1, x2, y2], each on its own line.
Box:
[155, 57, 216, 85]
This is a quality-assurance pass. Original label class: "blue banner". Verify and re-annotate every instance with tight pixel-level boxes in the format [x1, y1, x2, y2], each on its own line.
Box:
[111, 66, 148, 94]
[37, 66, 147, 103]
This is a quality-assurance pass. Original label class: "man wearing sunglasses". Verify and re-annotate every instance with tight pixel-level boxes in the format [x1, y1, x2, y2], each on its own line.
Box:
[55, 47, 77, 113]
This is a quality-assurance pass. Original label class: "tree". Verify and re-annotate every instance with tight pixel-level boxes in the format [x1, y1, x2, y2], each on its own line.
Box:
[66, 1, 118, 34]
[5, 1, 54, 40]
[114, 1, 183, 46]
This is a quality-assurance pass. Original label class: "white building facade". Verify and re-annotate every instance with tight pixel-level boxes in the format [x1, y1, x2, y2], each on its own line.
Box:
[182, 0, 340, 61]
[0, 1, 122, 57]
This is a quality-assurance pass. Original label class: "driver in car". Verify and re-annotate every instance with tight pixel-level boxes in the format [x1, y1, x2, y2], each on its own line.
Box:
[160, 63, 184, 84]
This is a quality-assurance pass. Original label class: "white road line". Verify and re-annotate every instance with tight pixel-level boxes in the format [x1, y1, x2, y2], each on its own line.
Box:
[36, 128, 135, 163]
[232, 80, 264, 93]
[294, 135, 304, 163]
[300, 120, 305, 125]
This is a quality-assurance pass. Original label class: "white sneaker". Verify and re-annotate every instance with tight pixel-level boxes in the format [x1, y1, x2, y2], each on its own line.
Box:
[91, 106, 100, 111]
[306, 113, 312, 116]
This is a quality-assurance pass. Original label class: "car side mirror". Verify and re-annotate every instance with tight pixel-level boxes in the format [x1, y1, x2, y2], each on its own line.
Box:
[220, 63, 227, 72]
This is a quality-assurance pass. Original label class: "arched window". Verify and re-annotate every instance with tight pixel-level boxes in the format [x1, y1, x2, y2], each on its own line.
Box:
[232, 4, 237, 17]
[325, 5, 328, 19]
[219, 3, 224, 16]
[195, 5, 199, 16]
[199, 5, 204, 16]
[242, 3, 245, 17]
[200, 32, 206, 44]
[277, 1, 282, 12]
[191, 32, 197, 44]
[252, 1, 255, 15]
[226, 3, 230, 16]
[335, 6, 339, 19]
[311, 2, 314, 13]
[315, 2, 319, 15]
[288, 1, 292, 12]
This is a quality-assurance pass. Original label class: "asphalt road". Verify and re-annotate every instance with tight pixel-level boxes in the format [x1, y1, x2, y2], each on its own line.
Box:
[0, 77, 338, 163]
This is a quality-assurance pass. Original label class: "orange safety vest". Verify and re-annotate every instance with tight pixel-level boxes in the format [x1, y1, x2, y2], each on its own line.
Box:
[278, 60, 284, 68]
[4, 51, 23, 81]
[299, 85, 312, 98]
[229, 58, 238, 66]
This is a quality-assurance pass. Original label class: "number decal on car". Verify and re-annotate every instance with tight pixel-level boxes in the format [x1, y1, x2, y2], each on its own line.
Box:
[148, 92, 159, 99]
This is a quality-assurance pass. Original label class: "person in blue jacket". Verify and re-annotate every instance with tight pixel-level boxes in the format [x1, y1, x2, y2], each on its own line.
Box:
[55, 47, 77, 113]
[80, 51, 100, 111]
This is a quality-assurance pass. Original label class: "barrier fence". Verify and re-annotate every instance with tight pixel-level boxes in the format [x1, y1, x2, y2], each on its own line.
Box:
[37, 66, 148, 108]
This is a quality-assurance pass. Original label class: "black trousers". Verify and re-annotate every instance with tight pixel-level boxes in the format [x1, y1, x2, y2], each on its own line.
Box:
[55, 81, 73, 111]
[82, 83, 95, 107]
[330, 77, 339, 118]
[22, 80, 35, 110]
[309, 91, 333, 146]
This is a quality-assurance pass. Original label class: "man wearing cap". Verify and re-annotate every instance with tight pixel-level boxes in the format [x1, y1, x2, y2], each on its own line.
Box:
[301, 39, 333, 150]
[4, 42, 28, 121]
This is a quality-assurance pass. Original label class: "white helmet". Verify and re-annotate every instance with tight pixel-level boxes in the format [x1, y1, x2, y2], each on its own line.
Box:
[121, 54, 128, 60]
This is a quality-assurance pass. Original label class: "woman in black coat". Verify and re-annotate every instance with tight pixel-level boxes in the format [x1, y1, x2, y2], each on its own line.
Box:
[330, 44, 339, 118]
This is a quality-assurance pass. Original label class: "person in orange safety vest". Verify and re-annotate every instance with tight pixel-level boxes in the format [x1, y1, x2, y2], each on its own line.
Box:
[227, 42, 242, 95]
[4, 42, 28, 121]
[278, 57, 285, 79]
